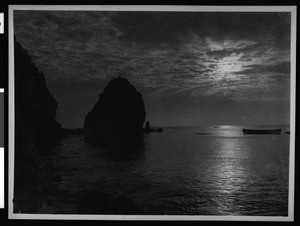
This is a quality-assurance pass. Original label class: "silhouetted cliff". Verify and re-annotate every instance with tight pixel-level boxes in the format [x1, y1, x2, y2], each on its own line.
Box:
[14, 39, 61, 212]
[84, 77, 146, 147]
[15, 40, 61, 144]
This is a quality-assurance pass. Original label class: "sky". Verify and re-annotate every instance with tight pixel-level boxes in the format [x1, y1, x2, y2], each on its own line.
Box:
[14, 10, 291, 128]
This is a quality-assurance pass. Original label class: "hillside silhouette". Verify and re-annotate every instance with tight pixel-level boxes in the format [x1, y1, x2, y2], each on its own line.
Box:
[14, 38, 61, 212]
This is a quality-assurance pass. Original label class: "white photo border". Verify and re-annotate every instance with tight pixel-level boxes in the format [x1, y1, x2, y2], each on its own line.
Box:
[8, 5, 296, 221]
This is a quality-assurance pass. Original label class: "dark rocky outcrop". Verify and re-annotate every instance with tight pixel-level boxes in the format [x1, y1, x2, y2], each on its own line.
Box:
[144, 121, 164, 133]
[145, 121, 150, 131]
[84, 77, 146, 148]
[15, 39, 61, 145]
[156, 128, 164, 132]
[14, 39, 61, 213]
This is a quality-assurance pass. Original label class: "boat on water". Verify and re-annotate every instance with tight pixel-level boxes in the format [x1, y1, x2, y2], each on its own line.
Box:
[195, 132, 210, 135]
[242, 128, 281, 134]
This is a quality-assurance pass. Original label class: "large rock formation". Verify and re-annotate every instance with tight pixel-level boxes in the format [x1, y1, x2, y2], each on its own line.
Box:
[84, 77, 146, 147]
[14, 39, 61, 212]
[15, 39, 61, 145]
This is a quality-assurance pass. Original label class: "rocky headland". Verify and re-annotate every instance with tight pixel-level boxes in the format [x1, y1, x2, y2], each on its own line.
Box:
[14, 39, 61, 212]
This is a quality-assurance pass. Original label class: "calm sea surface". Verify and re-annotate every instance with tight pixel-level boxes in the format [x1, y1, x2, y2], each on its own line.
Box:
[39, 125, 290, 216]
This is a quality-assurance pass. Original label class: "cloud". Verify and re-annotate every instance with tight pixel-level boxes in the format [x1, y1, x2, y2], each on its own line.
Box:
[238, 61, 290, 75]
[206, 41, 260, 59]
[111, 12, 290, 47]
[14, 10, 291, 104]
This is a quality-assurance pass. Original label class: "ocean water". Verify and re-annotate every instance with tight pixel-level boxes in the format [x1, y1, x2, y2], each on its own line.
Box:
[38, 125, 290, 216]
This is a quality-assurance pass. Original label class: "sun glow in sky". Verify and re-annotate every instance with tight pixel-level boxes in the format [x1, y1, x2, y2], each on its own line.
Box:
[14, 11, 291, 127]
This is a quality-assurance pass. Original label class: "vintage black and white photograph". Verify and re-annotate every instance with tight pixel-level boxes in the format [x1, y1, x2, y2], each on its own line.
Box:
[9, 5, 295, 220]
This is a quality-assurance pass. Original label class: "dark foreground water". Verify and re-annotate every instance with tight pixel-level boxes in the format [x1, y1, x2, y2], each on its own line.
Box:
[38, 125, 290, 216]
